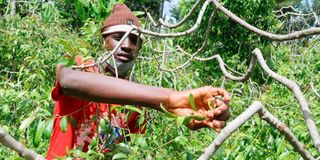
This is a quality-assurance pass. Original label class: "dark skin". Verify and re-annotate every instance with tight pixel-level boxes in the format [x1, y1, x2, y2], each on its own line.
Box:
[58, 31, 231, 131]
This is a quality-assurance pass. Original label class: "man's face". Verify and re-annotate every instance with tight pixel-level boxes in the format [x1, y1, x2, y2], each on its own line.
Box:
[104, 32, 141, 62]
[103, 31, 142, 77]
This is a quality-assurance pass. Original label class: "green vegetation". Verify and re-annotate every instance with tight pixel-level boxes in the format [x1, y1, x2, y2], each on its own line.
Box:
[0, 0, 319, 159]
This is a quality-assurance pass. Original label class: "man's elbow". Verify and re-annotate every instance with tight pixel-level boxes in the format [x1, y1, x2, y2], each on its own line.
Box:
[58, 67, 76, 94]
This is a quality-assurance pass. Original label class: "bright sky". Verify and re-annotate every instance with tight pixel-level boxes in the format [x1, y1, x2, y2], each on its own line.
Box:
[163, 0, 180, 22]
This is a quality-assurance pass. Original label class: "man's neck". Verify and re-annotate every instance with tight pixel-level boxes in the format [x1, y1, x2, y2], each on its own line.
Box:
[97, 62, 129, 80]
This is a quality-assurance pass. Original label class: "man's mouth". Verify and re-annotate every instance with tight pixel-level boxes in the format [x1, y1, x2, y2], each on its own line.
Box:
[115, 53, 133, 62]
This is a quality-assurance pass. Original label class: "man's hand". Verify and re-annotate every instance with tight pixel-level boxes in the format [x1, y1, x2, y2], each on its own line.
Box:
[166, 86, 231, 132]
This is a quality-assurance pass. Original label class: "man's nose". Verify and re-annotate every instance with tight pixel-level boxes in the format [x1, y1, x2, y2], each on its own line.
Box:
[120, 37, 133, 53]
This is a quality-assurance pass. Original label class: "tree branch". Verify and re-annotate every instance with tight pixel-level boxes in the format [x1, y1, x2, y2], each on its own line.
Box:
[258, 106, 315, 160]
[133, 0, 212, 37]
[211, 0, 320, 41]
[0, 127, 45, 160]
[159, 0, 205, 28]
[198, 101, 315, 160]
[159, 10, 215, 72]
[252, 48, 320, 152]
[310, 82, 320, 98]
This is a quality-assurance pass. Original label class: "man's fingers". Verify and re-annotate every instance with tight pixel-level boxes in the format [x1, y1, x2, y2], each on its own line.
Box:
[188, 118, 227, 132]
[214, 99, 229, 117]
[206, 97, 217, 110]
[215, 111, 231, 121]
[208, 87, 231, 102]
[203, 120, 226, 131]
[205, 110, 215, 119]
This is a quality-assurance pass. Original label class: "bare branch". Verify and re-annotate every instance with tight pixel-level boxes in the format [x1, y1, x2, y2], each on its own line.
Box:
[198, 101, 264, 160]
[214, 54, 256, 82]
[0, 127, 45, 160]
[159, 39, 168, 86]
[145, 11, 159, 27]
[211, 0, 320, 41]
[10, 0, 16, 16]
[258, 107, 315, 160]
[198, 101, 315, 160]
[273, 6, 299, 14]
[133, 0, 212, 37]
[252, 48, 320, 152]
[310, 82, 320, 98]
[159, 0, 205, 28]
[276, 12, 313, 18]
[138, 50, 175, 60]
[159, 10, 215, 72]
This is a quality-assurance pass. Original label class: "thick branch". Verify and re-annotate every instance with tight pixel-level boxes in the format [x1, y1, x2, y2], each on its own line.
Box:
[211, 0, 320, 41]
[253, 48, 320, 152]
[258, 107, 315, 160]
[198, 101, 315, 160]
[198, 101, 263, 160]
[0, 127, 45, 160]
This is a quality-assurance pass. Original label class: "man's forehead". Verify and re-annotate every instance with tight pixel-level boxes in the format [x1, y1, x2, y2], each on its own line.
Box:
[105, 32, 139, 40]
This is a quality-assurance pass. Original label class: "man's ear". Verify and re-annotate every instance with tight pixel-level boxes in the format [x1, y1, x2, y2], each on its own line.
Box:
[102, 37, 110, 50]
[102, 38, 106, 48]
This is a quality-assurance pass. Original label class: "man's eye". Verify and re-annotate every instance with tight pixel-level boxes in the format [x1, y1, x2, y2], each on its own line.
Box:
[114, 36, 122, 41]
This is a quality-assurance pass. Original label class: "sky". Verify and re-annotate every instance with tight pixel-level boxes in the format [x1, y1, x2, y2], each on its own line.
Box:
[163, 0, 181, 22]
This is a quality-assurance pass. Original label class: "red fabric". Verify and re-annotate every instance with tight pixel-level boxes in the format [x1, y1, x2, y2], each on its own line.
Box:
[47, 56, 146, 159]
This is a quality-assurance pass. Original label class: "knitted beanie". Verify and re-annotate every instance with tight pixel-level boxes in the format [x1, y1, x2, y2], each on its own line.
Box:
[101, 4, 141, 35]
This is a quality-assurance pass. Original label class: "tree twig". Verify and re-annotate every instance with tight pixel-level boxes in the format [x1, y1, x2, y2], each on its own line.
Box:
[133, 0, 212, 37]
[159, 10, 215, 72]
[211, 0, 320, 41]
[310, 82, 320, 98]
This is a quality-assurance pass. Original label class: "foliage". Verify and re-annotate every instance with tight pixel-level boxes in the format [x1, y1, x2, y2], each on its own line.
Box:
[0, 0, 320, 159]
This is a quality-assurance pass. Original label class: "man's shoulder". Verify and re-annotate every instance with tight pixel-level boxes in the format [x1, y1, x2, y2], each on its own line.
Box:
[73, 55, 99, 73]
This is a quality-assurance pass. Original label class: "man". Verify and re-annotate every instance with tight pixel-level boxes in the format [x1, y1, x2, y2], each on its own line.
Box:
[47, 4, 230, 159]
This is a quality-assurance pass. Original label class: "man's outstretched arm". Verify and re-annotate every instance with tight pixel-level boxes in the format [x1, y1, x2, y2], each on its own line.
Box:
[58, 67, 174, 111]
[58, 67, 231, 131]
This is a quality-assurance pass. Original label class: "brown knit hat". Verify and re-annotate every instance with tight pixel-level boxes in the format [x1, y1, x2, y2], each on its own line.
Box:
[101, 4, 141, 36]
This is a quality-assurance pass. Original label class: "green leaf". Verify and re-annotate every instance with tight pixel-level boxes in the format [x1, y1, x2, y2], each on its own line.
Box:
[70, 116, 77, 127]
[43, 119, 54, 138]
[89, 137, 97, 147]
[133, 11, 145, 17]
[60, 116, 68, 133]
[124, 105, 144, 115]
[34, 120, 45, 147]
[137, 115, 145, 127]
[100, 118, 108, 134]
[79, 48, 88, 55]
[176, 116, 185, 126]
[176, 115, 206, 126]
[19, 117, 35, 132]
[58, 55, 76, 67]
[208, 100, 214, 110]
[160, 103, 177, 118]
[112, 153, 127, 160]
[189, 94, 196, 111]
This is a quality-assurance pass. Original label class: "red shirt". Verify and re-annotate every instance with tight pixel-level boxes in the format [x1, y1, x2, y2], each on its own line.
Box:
[47, 56, 146, 159]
